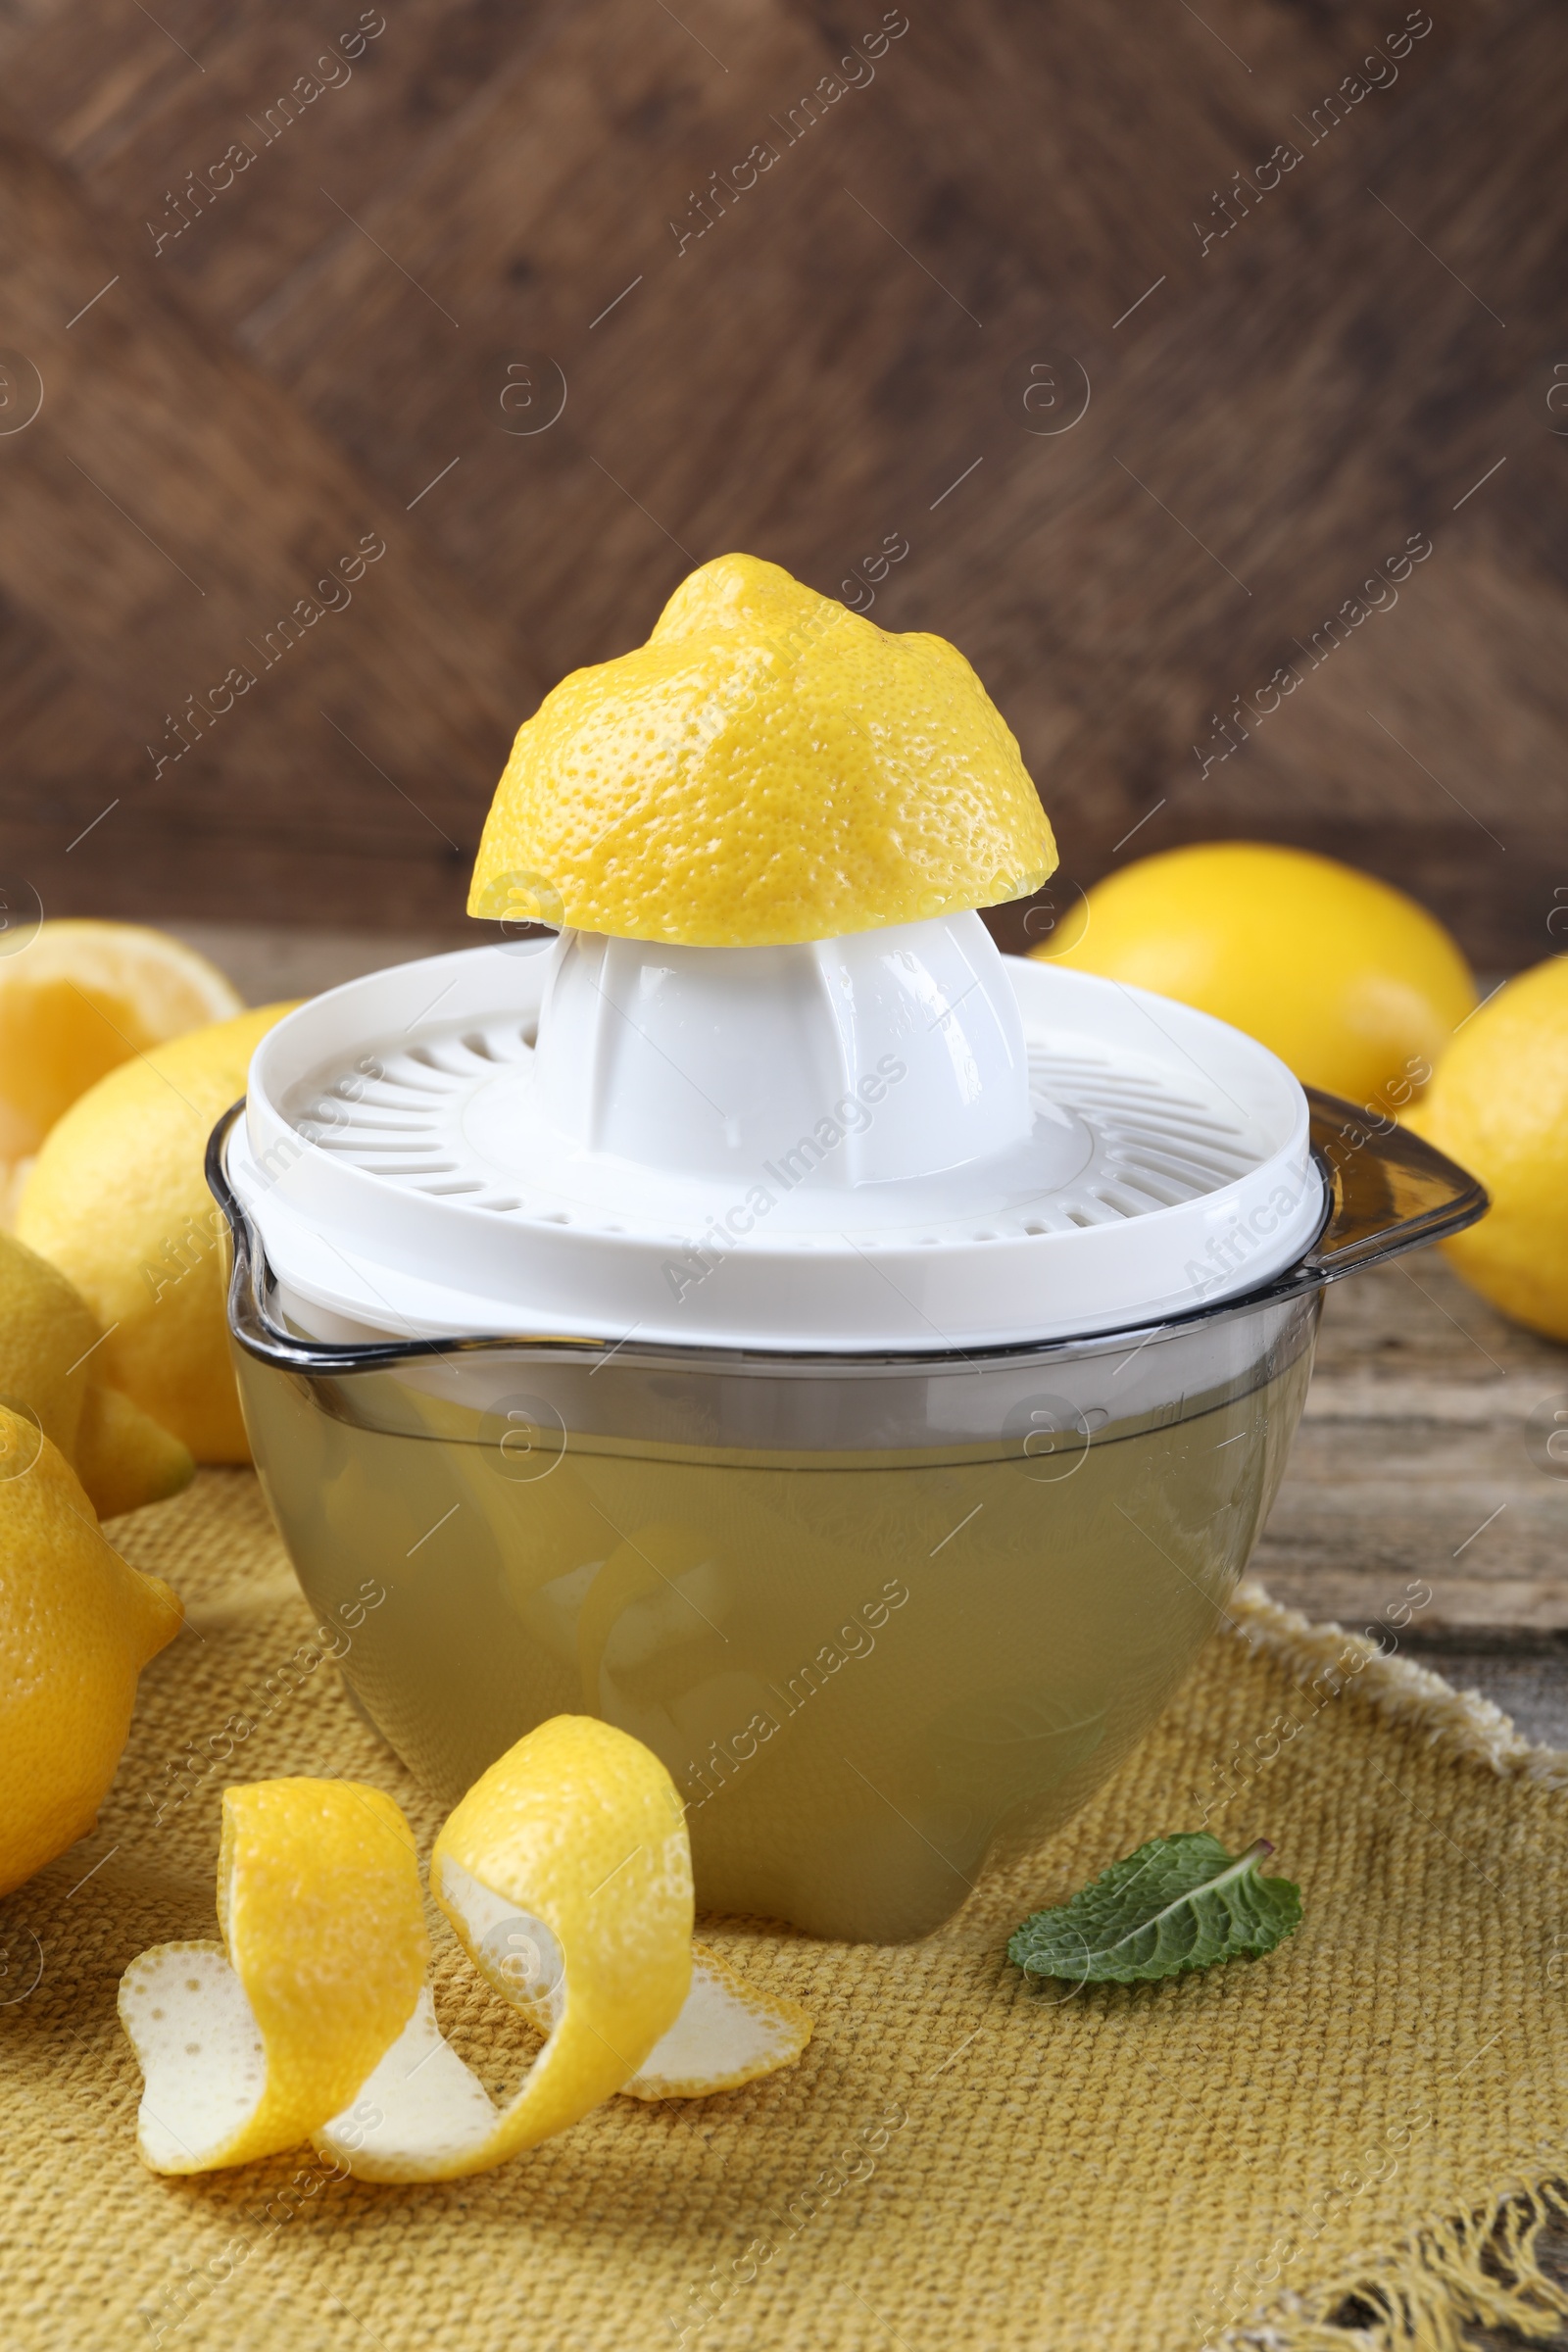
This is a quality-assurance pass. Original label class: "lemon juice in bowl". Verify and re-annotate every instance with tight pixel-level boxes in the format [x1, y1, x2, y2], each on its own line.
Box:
[235, 1302, 1314, 1941]
[219, 554, 1486, 1942]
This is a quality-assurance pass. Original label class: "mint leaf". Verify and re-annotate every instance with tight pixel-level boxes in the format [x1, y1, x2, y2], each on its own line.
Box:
[1007, 1834, 1301, 1985]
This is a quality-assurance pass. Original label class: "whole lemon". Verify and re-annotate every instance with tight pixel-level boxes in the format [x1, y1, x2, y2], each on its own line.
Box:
[0, 1227, 190, 1517]
[1404, 958, 1568, 1341]
[1033, 842, 1474, 1104]
[15, 1004, 293, 1461]
[0, 1406, 180, 1896]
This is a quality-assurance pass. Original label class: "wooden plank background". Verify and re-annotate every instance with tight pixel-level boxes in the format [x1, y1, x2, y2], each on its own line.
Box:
[1254, 1251, 1568, 1647]
[0, 0, 1562, 961]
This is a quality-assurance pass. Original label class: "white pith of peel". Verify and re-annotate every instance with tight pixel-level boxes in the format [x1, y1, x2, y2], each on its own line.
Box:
[120, 1717, 812, 2181]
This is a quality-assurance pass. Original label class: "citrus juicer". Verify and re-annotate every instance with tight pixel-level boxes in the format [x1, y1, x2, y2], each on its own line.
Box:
[215, 557, 1486, 1940]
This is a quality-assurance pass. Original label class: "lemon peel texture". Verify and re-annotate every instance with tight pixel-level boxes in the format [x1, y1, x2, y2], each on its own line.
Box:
[1405, 956, 1568, 1341]
[0, 1227, 191, 1518]
[0, 1410, 181, 1896]
[119, 1781, 428, 2173]
[120, 1720, 814, 2182]
[72, 1381, 193, 1520]
[468, 552, 1056, 946]
[17, 1003, 296, 1462]
[323, 1715, 693, 2180]
[1035, 841, 1474, 1104]
[0, 919, 242, 1186]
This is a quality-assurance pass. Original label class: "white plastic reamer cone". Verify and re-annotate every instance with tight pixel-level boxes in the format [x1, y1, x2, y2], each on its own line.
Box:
[228, 913, 1325, 1351]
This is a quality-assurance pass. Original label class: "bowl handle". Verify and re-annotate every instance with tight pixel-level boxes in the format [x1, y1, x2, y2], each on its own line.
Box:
[1298, 1086, 1488, 1284]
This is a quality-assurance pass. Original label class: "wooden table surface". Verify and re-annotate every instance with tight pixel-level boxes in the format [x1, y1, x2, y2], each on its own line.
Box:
[188, 924, 1568, 2346]
[1256, 1251, 1568, 1711]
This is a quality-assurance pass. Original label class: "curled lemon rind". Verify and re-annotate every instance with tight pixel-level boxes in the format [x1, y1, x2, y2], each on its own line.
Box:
[119, 1781, 427, 2175]
[120, 1718, 813, 2183]
[318, 1716, 694, 2181]
[622, 1942, 814, 2100]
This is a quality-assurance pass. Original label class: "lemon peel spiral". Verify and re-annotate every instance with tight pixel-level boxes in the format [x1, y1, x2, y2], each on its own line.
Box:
[121, 1718, 812, 2183]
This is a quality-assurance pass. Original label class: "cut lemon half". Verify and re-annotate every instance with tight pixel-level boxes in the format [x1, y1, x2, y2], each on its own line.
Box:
[469, 552, 1056, 947]
[0, 919, 241, 1170]
[120, 1718, 812, 2183]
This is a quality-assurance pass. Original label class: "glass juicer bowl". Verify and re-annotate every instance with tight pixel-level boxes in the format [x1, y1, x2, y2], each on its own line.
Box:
[214, 924, 1485, 1943]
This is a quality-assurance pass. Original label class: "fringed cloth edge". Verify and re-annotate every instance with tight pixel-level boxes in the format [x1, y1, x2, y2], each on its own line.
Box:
[1230, 1581, 1568, 1788]
[1222, 2180, 1568, 2351]
[1218, 1588, 1568, 2349]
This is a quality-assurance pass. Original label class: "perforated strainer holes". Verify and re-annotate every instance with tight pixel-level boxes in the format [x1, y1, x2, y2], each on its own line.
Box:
[1026, 1044, 1266, 1230]
[402, 1045, 467, 1078]
[278, 1009, 1279, 1258]
[1052, 1108, 1252, 1164]
[1091, 1189, 1145, 1219]
[278, 1023, 553, 1213]
[317, 1115, 429, 1134]
[314, 1123, 437, 1147]
[1108, 1165, 1187, 1207]
[1106, 1122, 1252, 1165]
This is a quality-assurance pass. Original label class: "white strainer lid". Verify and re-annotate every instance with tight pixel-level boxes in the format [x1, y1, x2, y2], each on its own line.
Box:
[229, 914, 1322, 1351]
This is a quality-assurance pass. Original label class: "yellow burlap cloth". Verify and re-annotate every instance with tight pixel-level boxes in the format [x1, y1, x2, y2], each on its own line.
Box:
[7, 1471, 1568, 2352]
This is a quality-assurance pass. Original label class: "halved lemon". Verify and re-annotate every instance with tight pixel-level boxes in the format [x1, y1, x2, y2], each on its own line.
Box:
[0, 920, 241, 1179]
[469, 553, 1056, 946]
